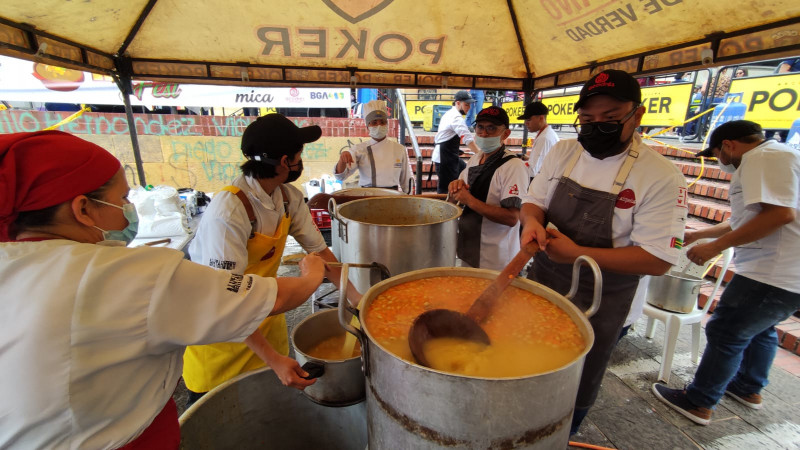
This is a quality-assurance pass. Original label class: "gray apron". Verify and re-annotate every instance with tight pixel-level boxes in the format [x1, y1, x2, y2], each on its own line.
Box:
[456, 148, 516, 268]
[436, 134, 466, 194]
[363, 144, 398, 189]
[528, 146, 641, 408]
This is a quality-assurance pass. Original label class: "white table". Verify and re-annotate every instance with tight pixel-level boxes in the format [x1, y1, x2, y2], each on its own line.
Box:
[129, 233, 193, 252]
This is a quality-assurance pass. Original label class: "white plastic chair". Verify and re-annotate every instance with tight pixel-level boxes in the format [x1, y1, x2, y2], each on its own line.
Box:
[643, 245, 734, 383]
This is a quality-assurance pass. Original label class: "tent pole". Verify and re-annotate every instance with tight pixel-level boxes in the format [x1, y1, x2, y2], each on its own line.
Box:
[113, 59, 147, 187]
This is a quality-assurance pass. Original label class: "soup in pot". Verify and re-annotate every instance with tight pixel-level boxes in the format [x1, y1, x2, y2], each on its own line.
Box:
[364, 276, 585, 377]
[306, 334, 362, 360]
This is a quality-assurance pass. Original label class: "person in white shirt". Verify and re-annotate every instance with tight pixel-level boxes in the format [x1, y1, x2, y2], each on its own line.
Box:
[654, 120, 800, 426]
[448, 106, 530, 271]
[518, 101, 560, 179]
[0, 130, 326, 449]
[520, 70, 688, 435]
[185, 114, 360, 405]
[334, 100, 411, 192]
[433, 90, 480, 193]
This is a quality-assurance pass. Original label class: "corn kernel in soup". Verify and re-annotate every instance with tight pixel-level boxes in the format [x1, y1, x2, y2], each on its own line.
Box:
[364, 276, 585, 377]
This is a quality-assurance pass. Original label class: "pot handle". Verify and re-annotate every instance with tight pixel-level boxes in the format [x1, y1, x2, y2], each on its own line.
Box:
[300, 361, 325, 380]
[565, 255, 603, 319]
[328, 197, 349, 244]
[337, 264, 370, 376]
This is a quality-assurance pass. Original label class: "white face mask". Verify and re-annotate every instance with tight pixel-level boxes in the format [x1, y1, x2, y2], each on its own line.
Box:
[368, 125, 388, 140]
[719, 162, 737, 174]
[474, 135, 503, 153]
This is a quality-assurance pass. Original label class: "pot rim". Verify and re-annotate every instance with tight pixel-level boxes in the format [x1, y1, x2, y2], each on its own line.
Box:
[356, 266, 596, 380]
[292, 309, 362, 363]
[336, 197, 462, 227]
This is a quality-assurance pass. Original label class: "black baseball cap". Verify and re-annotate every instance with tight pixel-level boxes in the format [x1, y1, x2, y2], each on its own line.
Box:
[241, 114, 322, 162]
[574, 69, 642, 109]
[695, 120, 763, 158]
[475, 106, 510, 128]
[517, 101, 549, 119]
[454, 90, 476, 103]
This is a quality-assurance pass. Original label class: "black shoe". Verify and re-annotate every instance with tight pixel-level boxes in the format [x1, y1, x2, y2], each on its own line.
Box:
[652, 383, 712, 425]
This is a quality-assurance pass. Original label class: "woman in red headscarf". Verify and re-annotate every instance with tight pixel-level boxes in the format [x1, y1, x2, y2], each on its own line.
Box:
[0, 131, 326, 449]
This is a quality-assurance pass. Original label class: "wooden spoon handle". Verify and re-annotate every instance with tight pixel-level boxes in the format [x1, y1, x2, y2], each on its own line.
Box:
[466, 243, 537, 323]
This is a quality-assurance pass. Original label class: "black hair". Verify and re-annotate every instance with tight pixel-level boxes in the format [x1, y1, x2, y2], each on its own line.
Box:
[240, 144, 303, 179]
[11, 178, 114, 238]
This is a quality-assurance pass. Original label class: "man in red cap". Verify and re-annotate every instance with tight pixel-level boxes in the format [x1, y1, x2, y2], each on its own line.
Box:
[0, 130, 326, 448]
[520, 70, 688, 434]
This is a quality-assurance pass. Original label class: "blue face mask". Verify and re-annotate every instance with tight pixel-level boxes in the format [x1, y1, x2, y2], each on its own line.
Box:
[92, 199, 139, 244]
[474, 135, 503, 153]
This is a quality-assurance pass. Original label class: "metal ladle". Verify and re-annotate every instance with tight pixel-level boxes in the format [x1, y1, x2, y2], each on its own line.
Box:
[408, 242, 539, 368]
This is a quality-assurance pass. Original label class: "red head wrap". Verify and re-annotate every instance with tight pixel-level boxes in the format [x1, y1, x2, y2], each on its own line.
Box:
[0, 131, 121, 241]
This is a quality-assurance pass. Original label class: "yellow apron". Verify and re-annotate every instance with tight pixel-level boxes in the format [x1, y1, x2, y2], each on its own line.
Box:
[183, 185, 291, 393]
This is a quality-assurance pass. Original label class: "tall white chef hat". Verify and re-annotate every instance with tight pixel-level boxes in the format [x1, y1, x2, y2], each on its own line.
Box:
[363, 100, 388, 124]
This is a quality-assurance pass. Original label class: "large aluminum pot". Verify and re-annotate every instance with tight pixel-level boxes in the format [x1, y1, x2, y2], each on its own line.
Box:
[292, 308, 365, 406]
[338, 257, 602, 449]
[646, 273, 707, 313]
[329, 196, 461, 293]
[328, 188, 403, 260]
[179, 367, 367, 450]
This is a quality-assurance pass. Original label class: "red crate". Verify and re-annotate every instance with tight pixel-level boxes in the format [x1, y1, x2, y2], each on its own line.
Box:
[310, 208, 332, 230]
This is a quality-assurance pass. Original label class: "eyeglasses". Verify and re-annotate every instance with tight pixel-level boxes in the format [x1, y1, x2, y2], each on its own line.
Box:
[573, 106, 638, 136]
[475, 124, 502, 134]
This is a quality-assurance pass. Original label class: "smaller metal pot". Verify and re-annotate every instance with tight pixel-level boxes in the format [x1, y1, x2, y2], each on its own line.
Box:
[645, 273, 709, 313]
[291, 309, 365, 407]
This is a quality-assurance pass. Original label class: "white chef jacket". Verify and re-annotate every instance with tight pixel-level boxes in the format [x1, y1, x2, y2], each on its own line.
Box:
[0, 240, 278, 449]
[728, 140, 800, 293]
[525, 125, 560, 178]
[189, 175, 327, 273]
[432, 106, 474, 164]
[458, 148, 530, 271]
[523, 134, 687, 266]
[333, 138, 411, 193]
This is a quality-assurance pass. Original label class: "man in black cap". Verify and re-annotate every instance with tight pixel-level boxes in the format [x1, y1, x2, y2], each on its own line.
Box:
[433, 90, 480, 194]
[518, 101, 559, 178]
[520, 69, 688, 434]
[185, 114, 359, 405]
[653, 120, 800, 426]
[448, 106, 529, 271]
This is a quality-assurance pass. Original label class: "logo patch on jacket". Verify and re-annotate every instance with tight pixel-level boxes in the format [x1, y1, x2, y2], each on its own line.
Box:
[671, 237, 684, 249]
[508, 184, 519, 195]
[677, 186, 688, 208]
[615, 189, 636, 209]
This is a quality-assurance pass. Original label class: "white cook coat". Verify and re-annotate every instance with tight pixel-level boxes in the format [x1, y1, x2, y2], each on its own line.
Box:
[525, 125, 560, 178]
[458, 148, 530, 271]
[523, 134, 687, 266]
[189, 175, 327, 273]
[728, 140, 800, 293]
[333, 138, 411, 193]
[432, 106, 474, 164]
[0, 240, 278, 449]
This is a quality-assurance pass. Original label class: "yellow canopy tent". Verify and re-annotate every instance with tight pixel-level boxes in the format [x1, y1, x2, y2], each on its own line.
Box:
[1, 0, 799, 184]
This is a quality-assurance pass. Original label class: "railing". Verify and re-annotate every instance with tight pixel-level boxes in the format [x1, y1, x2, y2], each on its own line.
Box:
[395, 89, 423, 194]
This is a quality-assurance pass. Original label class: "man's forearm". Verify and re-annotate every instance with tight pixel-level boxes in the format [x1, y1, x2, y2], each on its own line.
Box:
[711, 204, 795, 252]
[464, 198, 519, 227]
[575, 246, 672, 276]
[520, 203, 546, 228]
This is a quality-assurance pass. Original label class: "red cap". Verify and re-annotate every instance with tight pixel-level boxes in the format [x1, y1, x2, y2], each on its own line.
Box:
[0, 131, 121, 241]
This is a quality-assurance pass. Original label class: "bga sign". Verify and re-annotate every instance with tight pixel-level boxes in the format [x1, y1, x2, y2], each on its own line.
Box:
[540, 82, 693, 127]
[729, 74, 800, 129]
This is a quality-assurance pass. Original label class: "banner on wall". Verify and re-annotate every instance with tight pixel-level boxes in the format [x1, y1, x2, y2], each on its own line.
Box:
[0, 56, 350, 109]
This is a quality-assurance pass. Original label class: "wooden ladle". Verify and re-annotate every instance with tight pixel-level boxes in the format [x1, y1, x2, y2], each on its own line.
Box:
[408, 242, 539, 368]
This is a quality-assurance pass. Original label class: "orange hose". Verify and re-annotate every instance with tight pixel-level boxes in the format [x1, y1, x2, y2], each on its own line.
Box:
[568, 441, 616, 450]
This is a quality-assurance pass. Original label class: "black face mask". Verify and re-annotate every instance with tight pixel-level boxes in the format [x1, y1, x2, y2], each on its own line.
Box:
[286, 160, 303, 183]
[574, 107, 637, 160]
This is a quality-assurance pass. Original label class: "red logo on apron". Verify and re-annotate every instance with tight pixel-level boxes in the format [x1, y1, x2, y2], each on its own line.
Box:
[508, 184, 519, 195]
[615, 189, 636, 209]
[261, 246, 276, 261]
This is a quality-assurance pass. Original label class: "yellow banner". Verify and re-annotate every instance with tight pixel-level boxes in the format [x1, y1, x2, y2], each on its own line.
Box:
[407, 100, 450, 123]
[502, 101, 525, 125]
[729, 74, 800, 129]
[538, 83, 693, 127]
[639, 82, 694, 127]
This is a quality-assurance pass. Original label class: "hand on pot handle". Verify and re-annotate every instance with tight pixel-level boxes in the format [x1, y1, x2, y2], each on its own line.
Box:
[271, 355, 317, 390]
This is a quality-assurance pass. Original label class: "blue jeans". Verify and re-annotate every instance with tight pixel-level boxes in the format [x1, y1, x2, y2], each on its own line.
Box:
[464, 90, 485, 126]
[686, 275, 800, 408]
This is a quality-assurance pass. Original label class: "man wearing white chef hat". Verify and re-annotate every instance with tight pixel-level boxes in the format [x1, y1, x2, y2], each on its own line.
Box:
[334, 99, 411, 192]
